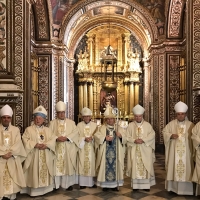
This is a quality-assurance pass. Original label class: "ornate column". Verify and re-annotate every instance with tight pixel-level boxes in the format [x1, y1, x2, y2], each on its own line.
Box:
[93, 79, 98, 114]
[143, 58, 150, 121]
[88, 82, 93, 111]
[124, 82, 129, 116]
[95, 37, 99, 66]
[129, 82, 135, 114]
[134, 83, 139, 105]
[118, 36, 122, 66]
[83, 82, 88, 108]
[79, 83, 84, 112]
[123, 34, 130, 66]
[187, 0, 200, 123]
[88, 36, 94, 66]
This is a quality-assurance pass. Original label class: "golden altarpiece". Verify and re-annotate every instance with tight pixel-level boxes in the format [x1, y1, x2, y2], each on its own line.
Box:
[75, 28, 143, 123]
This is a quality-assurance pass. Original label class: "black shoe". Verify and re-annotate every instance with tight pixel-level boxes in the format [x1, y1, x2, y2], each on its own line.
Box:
[102, 188, 109, 191]
[144, 189, 150, 192]
[90, 184, 97, 188]
[3, 198, 10, 200]
[80, 186, 86, 189]
[53, 188, 59, 191]
[111, 187, 119, 191]
[133, 189, 139, 192]
[66, 186, 73, 191]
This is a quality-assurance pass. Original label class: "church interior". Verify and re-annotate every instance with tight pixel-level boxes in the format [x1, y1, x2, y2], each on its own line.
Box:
[0, 0, 200, 199]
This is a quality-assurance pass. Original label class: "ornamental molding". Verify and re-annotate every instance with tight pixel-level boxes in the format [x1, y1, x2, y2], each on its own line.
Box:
[33, 0, 49, 40]
[168, 0, 184, 38]
[60, 0, 157, 43]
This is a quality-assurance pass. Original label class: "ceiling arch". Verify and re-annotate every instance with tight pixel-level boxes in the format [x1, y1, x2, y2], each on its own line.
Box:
[60, 0, 158, 59]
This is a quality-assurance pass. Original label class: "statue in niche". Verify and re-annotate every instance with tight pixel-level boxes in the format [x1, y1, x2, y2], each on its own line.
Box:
[100, 45, 117, 59]
[77, 49, 89, 71]
[127, 48, 141, 72]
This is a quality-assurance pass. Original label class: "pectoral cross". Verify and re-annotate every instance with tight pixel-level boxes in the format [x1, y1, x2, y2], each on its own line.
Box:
[40, 135, 44, 140]
[5, 137, 9, 145]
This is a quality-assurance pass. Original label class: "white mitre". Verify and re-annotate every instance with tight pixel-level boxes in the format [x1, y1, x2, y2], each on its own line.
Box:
[55, 101, 66, 112]
[0, 104, 13, 117]
[174, 101, 188, 113]
[132, 104, 145, 115]
[81, 107, 92, 116]
[33, 105, 47, 116]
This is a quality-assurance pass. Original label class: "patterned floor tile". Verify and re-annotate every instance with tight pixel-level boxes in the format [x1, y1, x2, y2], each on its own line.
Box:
[16, 154, 200, 200]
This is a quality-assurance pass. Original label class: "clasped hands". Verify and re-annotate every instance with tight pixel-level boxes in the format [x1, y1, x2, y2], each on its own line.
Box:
[170, 134, 179, 139]
[134, 139, 144, 144]
[85, 136, 93, 142]
[56, 136, 68, 142]
[34, 143, 48, 150]
[106, 132, 122, 141]
[2, 152, 13, 160]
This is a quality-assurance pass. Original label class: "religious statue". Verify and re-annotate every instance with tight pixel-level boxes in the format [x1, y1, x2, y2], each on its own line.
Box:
[77, 49, 89, 71]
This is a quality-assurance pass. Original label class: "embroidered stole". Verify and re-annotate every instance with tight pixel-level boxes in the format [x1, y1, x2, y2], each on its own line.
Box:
[1, 126, 13, 194]
[36, 126, 49, 187]
[175, 122, 186, 181]
[55, 120, 66, 176]
[135, 122, 147, 179]
[83, 123, 92, 176]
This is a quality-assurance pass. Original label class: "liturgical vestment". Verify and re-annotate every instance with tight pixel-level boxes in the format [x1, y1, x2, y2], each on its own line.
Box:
[191, 122, 200, 196]
[163, 119, 194, 195]
[21, 125, 56, 196]
[126, 120, 156, 189]
[94, 125, 126, 188]
[49, 118, 79, 189]
[77, 121, 97, 187]
[0, 124, 26, 200]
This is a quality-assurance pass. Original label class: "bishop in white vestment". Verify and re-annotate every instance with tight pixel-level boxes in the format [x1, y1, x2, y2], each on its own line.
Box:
[22, 106, 56, 196]
[0, 105, 26, 200]
[94, 105, 127, 191]
[126, 104, 156, 191]
[163, 101, 194, 195]
[77, 107, 97, 189]
[49, 101, 79, 191]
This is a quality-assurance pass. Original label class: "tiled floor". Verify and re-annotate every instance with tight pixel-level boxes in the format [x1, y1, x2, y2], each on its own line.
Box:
[17, 154, 199, 200]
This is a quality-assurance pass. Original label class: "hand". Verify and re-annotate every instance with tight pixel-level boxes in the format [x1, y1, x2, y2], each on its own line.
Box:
[56, 136, 67, 142]
[116, 132, 122, 138]
[170, 134, 179, 139]
[85, 137, 93, 142]
[39, 144, 47, 150]
[34, 143, 41, 148]
[106, 135, 113, 141]
[134, 139, 144, 144]
[2, 152, 12, 160]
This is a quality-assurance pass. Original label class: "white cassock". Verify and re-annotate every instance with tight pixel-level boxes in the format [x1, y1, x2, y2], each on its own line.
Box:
[77, 121, 97, 187]
[126, 120, 156, 189]
[49, 118, 79, 189]
[163, 119, 194, 195]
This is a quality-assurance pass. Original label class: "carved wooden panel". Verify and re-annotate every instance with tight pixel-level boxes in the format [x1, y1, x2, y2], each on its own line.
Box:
[38, 55, 51, 121]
